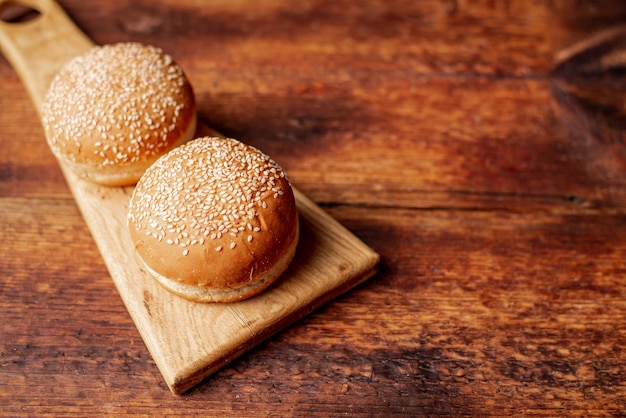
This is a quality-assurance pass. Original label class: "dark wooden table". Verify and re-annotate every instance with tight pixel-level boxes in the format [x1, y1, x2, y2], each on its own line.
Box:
[2, 0, 626, 415]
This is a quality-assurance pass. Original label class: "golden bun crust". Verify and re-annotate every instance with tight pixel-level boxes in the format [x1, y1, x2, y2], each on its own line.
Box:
[42, 42, 196, 186]
[127, 137, 300, 302]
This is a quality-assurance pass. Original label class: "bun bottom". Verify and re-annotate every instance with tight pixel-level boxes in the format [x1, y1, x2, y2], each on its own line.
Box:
[143, 221, 299, 303]
[58, 113, 197, 186]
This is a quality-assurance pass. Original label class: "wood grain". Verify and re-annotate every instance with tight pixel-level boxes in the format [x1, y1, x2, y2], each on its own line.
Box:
[0, 0, 379, 395]
[1, 0, 626, 415]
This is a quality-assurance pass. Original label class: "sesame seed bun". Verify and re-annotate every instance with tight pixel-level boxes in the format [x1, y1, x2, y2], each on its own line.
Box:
[127, 137, 300, 303]
[42, 42, 197, 186]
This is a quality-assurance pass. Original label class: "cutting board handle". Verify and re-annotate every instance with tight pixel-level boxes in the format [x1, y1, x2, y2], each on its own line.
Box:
[0, 0, 93, 114]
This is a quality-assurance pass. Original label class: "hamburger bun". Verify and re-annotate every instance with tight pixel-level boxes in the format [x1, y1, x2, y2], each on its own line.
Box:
[42, 42, 197, 186]
[127, 137, 299, 302]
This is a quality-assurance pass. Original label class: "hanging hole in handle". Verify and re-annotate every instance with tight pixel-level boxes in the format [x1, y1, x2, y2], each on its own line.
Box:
[0, 1, 41, 23]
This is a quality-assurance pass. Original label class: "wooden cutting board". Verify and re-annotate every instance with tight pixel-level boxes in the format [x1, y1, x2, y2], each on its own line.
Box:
[0, 0, 379, 394]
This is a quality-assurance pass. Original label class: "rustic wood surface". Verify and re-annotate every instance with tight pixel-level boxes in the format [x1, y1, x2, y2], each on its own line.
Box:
[1, 0, 625, 415]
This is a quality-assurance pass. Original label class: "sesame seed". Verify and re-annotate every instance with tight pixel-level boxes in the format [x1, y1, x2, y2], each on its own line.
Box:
[230, 242, 236, 249]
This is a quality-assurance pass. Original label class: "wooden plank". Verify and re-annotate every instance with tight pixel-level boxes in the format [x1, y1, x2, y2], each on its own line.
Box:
[3, 198, 626, 414]
[0, 0, 379, 394]
[2, 0, 626, 415]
